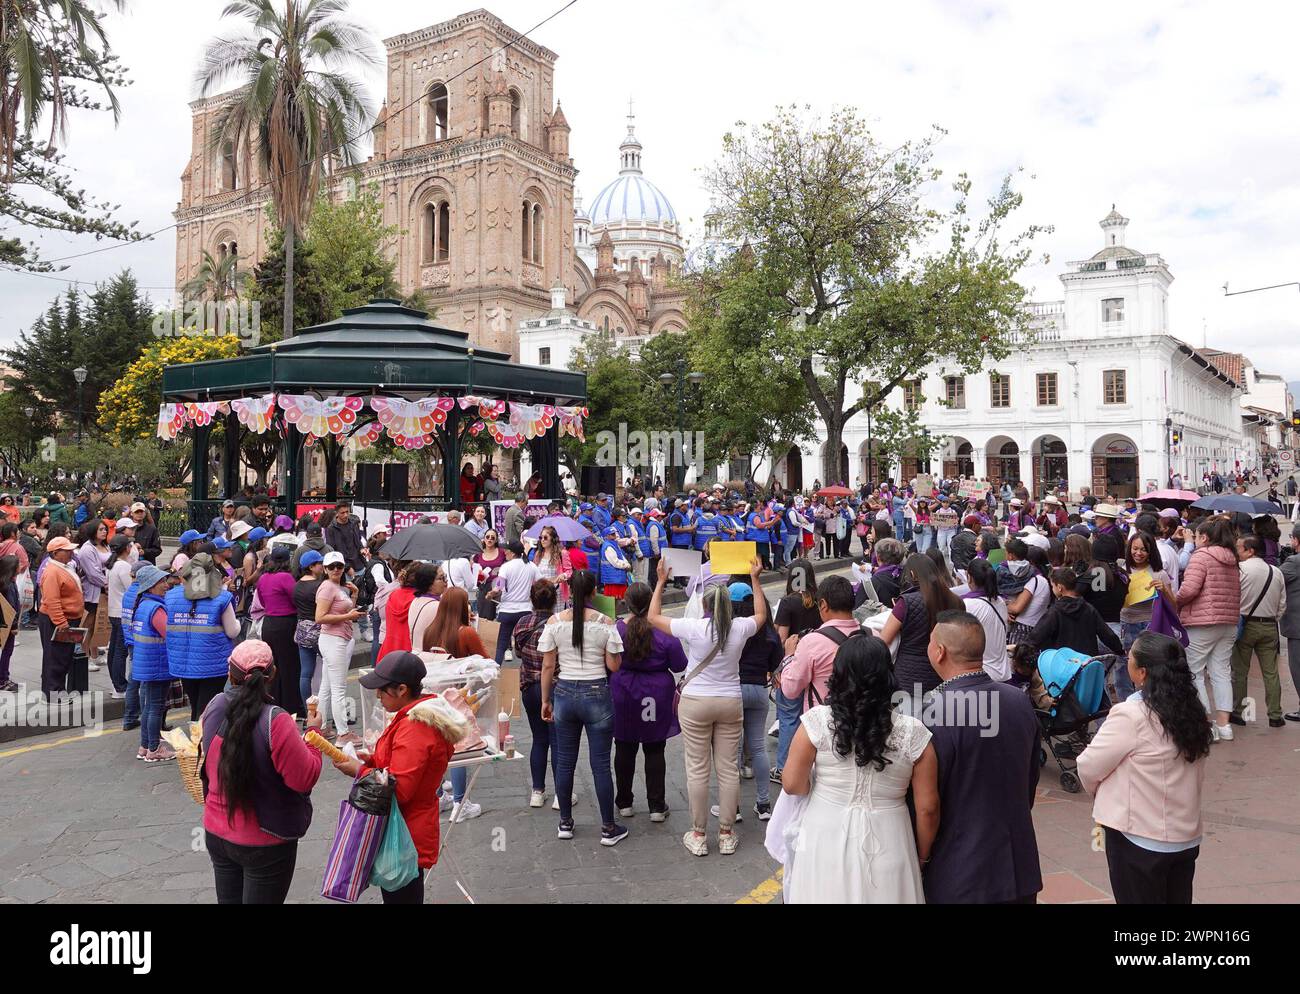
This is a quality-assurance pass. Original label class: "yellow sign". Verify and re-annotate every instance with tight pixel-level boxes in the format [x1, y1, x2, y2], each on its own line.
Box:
[710, 541, 757, 576]
[1124, 569, 1158, 608]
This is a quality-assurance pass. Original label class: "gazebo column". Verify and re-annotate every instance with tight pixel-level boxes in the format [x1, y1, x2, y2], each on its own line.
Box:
[282, 427, 305, 518]
[325, 438, 341, 500]
[538, 429, 561, 500]
[191, 424, 212, 502]
[443, 405, 462, 508]
[221, 410, 241, 498]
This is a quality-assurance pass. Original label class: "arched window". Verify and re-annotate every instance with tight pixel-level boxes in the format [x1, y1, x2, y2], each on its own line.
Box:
[422, 199, 451, 264]
[229, 241, 238, 274]
[422, 204, 434, 264]
[603, 315, 610, 336]
[521, 199, 532, 259]
[509, 89, 521, 137]
[221, 142, 237, 191]
[532, 202, 543, 265]
[426, 83, 449, 142]
[437, 201, 450, 262]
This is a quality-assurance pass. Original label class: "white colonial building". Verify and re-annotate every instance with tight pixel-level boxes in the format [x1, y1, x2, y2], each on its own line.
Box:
[765, 208, 1246, 499]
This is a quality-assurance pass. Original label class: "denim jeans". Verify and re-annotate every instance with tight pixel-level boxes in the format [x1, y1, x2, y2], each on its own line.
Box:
[521, 680, 557, 792]
[139, 679, 168, 751]
[937, 528, 956, 557]
[738, 683, 771, 805]
[297, 644, 318, 706]
[123, 645, 140, 728]
[494, 611, 530, 666]
[205, 832, 298, 904]
[774, 684, 802, 770]
[915, 527, 933, 554]
[107, 617, 128, 693]
[1116, 621, 1149, 701]
[552, 678, 615, 826]
[783, 534, 799, 564]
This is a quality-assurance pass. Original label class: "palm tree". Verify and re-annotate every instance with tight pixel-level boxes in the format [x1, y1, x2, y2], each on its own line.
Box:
[195, 0, 379, 337]
[183, 247, 241, 302]
[0, 0, 126, 180]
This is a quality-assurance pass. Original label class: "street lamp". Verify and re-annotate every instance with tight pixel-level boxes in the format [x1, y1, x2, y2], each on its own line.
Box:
[73, 367, 87, 444]
[659, 359, 705, 492]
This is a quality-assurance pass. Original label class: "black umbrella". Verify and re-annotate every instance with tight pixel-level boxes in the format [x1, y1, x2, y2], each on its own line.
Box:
[1189, 494, 1279, 516]
[378, 524, 482, 562]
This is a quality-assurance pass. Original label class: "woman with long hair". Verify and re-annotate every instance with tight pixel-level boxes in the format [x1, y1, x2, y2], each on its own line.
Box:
[648, 555, 766, 857]
[421, 586, 485, 657]
[74, 518, 111, 667]
[530, 524, 573, 605]
[1177, 517, 1242, 740]
[200, 640, 324, 904]
[540, 569, 628, 846]
[1253, 514, 1282, 567]
[1084, 532, 1129, 643]
[611, 581, 687, 821]
[1078, 632, 1213, 903]
[474, 529, 506, 620]
[781, 635, 940, 903]
[1119, 531, 1172, 655]
[256, 545, 303, 716]
[376, 560, 417, 660]
[513, 580, 561, 808]
[732, 582, 783, 818]
[405, 562, 447, 655]
[879, 554, 964, 696]
[1007, 545, 1053, 644]
[961, 558, 1011, 682]
[0, 555, 20, 692]
[314, 553, 364, 748]
[924, 544, 955, 588]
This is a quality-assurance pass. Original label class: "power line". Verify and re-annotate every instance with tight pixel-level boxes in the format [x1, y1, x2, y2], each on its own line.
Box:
[27, 0, 580, 271]
[0, 264, 179, 291]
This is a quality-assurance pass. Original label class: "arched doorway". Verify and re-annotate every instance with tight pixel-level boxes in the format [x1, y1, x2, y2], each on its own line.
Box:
[859, 439, 881, 488]
[1092, 434, 1139, 499]
[986, 437, 1019, 487]
[1032, 435, 1069, 496]
[780, 444, 803, 493]
[944, 438, 974, 479]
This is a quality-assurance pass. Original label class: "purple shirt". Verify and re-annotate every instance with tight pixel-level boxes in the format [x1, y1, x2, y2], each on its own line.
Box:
[257, 571, 297, 616]
[610, 622, 687, 742]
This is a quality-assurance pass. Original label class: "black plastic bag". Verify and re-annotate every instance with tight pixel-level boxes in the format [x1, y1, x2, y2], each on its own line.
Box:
[349, 769, 396, 816]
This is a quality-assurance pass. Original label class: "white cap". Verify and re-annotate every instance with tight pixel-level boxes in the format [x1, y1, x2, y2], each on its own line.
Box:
[323, 551, 347, 567]
[629, 507, 644, 515]
[115, 517, 136, 530]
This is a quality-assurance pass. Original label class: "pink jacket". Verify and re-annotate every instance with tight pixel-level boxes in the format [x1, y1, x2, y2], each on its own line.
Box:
[1176, 545, 1240, 627]
[1077, 698, 1205, 842]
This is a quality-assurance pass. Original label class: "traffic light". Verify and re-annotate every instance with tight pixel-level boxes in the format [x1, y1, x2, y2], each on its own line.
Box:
[1171, 429, 1182, 446]
[1292, 412, 1300, 429]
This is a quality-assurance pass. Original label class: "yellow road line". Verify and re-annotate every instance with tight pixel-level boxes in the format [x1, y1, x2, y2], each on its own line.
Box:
[0, 672, 366, 760]
[736, 867, 783, 904]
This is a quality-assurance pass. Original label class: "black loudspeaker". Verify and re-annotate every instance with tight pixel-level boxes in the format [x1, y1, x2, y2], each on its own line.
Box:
[383, 463, 409, 502]
[355, 463, 383, 503]
[580, 465, 616, 497]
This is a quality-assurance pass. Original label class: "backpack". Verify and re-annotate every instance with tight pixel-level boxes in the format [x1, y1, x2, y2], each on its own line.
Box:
[803, 624, 865, 708]
[355, 560, 392, 610]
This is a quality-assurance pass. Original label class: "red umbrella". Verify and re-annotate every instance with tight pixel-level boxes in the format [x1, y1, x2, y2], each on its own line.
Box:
[815, 485, 854, 498]
[1138, 489, 1200, 509]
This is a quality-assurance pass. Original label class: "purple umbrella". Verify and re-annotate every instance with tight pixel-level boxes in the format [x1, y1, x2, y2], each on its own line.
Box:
[524, 514, 592, 543]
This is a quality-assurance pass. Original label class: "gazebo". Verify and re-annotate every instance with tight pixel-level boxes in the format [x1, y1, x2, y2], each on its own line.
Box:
[160, 299, 588, 529]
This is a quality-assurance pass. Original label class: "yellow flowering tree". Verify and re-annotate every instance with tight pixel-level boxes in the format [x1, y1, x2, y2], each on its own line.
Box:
[97, 334, 241, 443]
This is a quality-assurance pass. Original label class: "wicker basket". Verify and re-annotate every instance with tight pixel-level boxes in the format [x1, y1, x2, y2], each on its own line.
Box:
[177, 752, 205, 805]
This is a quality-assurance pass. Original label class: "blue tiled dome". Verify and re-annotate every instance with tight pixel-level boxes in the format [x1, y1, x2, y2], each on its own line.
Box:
[589, 173, 677, 227]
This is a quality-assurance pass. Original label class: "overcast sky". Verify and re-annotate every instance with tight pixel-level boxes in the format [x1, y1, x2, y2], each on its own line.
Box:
[3, 0, 1298, 380]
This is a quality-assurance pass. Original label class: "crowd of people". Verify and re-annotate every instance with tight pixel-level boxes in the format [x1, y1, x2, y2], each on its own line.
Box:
[17, 465, 1294, 905]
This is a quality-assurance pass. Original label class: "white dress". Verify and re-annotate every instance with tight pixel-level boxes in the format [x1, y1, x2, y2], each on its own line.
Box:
[784, 706, 931, 904]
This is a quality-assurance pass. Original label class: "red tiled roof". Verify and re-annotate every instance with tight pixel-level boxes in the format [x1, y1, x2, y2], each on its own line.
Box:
[1201, 349, 1245, 384]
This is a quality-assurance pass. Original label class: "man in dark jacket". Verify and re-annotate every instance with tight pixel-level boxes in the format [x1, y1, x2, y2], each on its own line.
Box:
[922, 611, 1042, 904]
[1027, 568, 1124, 656]
[325, 502, 364, 573]
[949, 516, 981, 573]
[129, 502, 163, 563]
[290, 523, 331, 577]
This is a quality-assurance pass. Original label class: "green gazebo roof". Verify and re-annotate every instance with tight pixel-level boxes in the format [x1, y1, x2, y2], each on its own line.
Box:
[161, 299, 586, 403]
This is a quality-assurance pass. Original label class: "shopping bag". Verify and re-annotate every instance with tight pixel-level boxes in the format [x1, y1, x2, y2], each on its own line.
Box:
[17, 572, 33, 613]
[369, 797, 419, 892]
[321, 797, 388, 903]
[1149, 591, 1189, 648]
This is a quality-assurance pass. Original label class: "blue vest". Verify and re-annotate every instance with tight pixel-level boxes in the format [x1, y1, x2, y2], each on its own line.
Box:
[130, 593, 170, 682]
[614, 520, 637, 558]
[694, 514, 718, 551]
[645, 520, 665, 554]
[121, 581, 140, 648]
[746, 512, 770, 544]
[598, 539, 630, 588]
[164, 586, 234, 680]
[593, 505, 612, 533]
[769, 513, 784, 542]
[669, 510, 692, 548]
[629, 519, 651, 558]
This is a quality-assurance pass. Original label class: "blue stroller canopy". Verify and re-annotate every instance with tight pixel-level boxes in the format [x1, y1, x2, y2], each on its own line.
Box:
[1037, 648, 1107, 715]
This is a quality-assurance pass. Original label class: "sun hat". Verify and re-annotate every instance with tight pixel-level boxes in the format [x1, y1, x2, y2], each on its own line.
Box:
[228, 520, 253, 540]
[135, 564, 171, 593]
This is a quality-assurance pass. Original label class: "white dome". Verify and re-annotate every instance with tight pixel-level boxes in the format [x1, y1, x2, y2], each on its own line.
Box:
[589, 173, 676, 227]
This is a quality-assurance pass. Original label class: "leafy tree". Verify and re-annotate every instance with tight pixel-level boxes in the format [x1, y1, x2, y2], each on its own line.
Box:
[702, 105, 1049, 482]
[196, 0, 382, 337]
[563, 334, 659, 478]
[22, 435, 173, 491]
[184, 247, 242, 303]
[0, 2, 142, 269]
[0, 388, 56, 480]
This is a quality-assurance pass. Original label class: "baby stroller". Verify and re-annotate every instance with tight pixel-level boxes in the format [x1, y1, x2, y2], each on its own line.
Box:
[1033, 649, 1113, 793]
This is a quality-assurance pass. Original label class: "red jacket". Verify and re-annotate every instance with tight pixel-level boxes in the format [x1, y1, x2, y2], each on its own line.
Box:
[459, 473, 480, 505]
[361, 696, 459, 869]
[1177, 545, 1241, 627]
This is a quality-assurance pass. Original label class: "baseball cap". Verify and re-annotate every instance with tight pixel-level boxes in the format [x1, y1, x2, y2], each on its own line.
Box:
[229, 520, 252, 540]
[212, 536, 234, 550]
[179, 529, 202, 545]
[368, 523, 390, 539]
[360, 651, 428, 691]
[1159, 508, 1181, 519]
[270, 543, 292, 561]
[504, 541, 525, 556]
[596, 492, 608, 501]
[109, 534, 132, 552]
[222, 499, 236, 508]
[728, 582, 754, 601]
[299, 549, 324, 569]
[46, 536, 76, 552]
[247, 527, 269, 544]
[579, 502, 593, 511]
[604, 525, 621, 537]
[1082, 510, 1097, 520]
[130, 502, 146, 513]
[629, 507, 644, 515]
[323, 551, 346, 567]
[115, 517, 136, 530]
[135, 564, 170, 592]
[229, 639, 275, 674]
